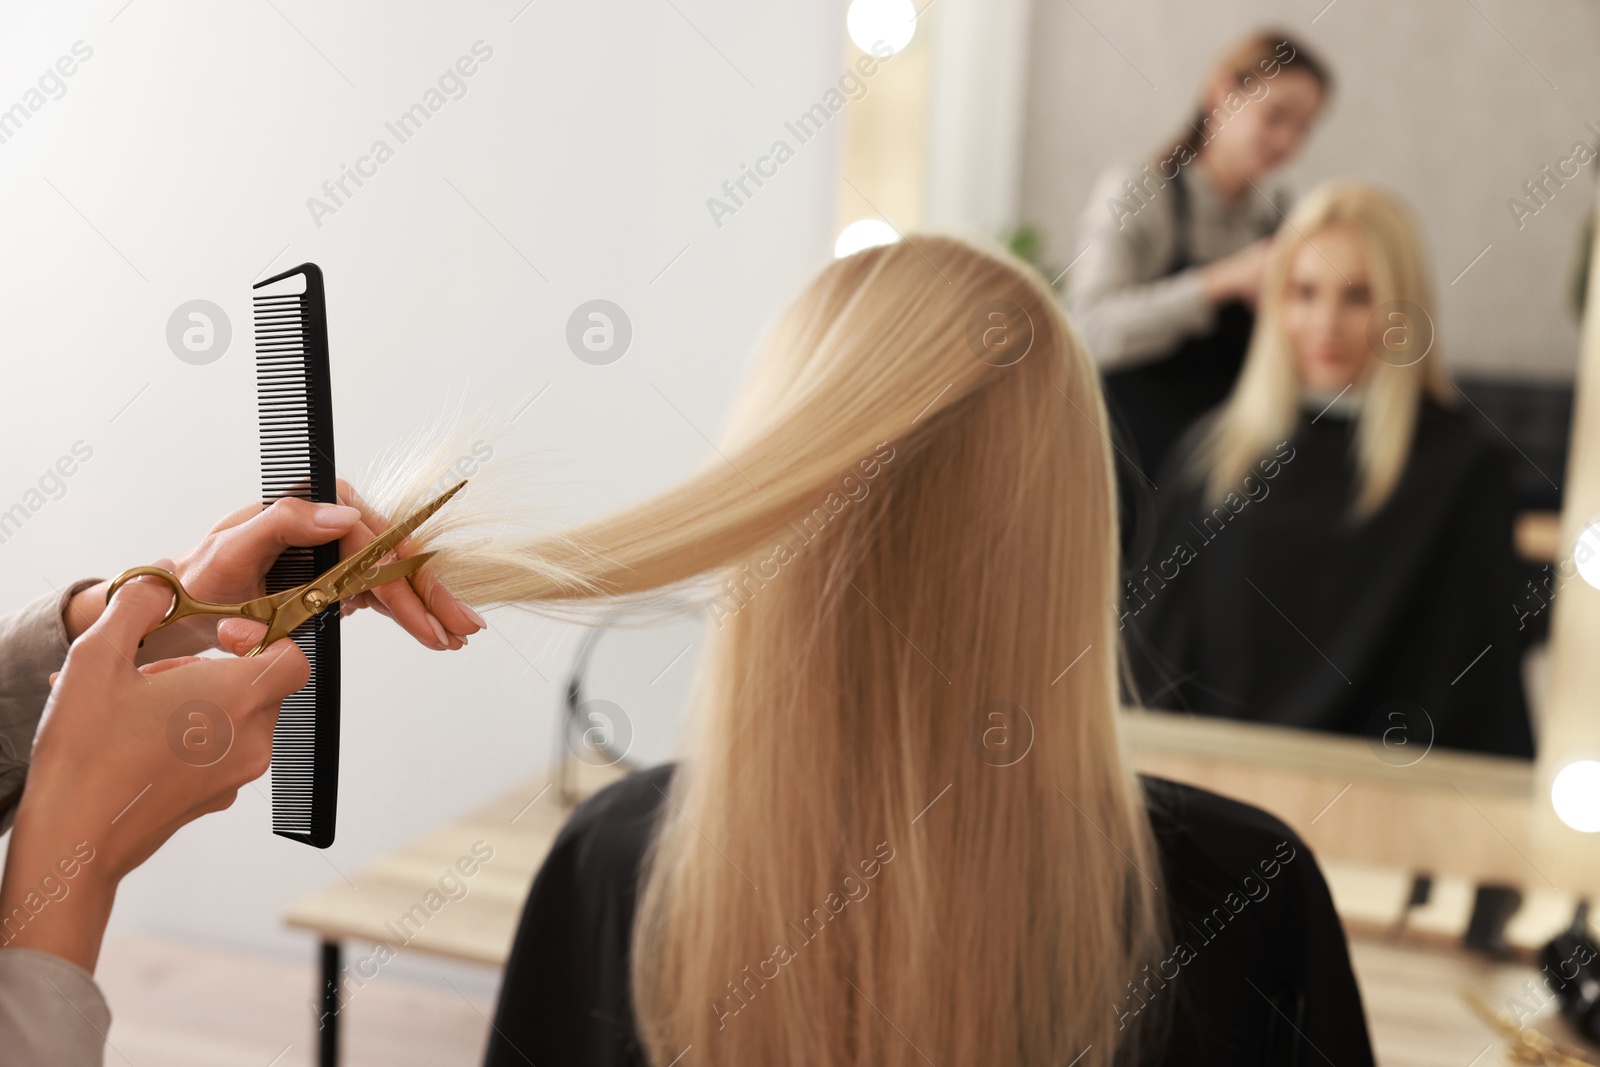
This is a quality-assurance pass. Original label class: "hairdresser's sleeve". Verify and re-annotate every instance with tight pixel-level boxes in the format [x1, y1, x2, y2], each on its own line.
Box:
[0, 581, 99, 836]
[0, 948, 111, 1067]
[1064, 165, 1214, 371]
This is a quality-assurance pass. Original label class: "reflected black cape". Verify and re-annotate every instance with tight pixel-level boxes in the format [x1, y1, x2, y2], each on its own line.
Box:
[483, 765, 1376, 1066]
[1123, 401, 1533, 758]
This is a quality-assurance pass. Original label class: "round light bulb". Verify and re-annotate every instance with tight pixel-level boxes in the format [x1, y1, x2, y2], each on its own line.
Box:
[847, 0, 917, 57]
[834, 218, 899, 258]
[1552, 759, 1600, 833]
[1576, 520, 1600, 590]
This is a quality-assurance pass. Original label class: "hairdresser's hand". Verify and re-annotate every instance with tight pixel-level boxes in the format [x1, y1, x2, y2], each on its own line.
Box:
[209, 480, 481, 652]
[1201, 238, 1271, 306]
[1, 573, 309, 972]
[64, 486, 480, 658]
[307, 479, 485, 650]
[64, 496, 371, 663]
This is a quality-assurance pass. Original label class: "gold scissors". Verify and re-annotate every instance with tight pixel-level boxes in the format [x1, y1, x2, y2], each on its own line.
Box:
[105, 481, 467, 657]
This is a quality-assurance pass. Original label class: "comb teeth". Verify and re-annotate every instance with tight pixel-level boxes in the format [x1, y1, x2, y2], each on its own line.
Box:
[253, 263, 340, 849]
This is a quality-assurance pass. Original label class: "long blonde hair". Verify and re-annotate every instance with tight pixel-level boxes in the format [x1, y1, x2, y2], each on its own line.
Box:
[1195, 181, 1453, 518]
[368, 236, 1167, 1065]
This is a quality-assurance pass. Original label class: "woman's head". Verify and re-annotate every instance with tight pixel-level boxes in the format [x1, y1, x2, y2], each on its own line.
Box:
[371, 235, 1167, 1065]
[1281, 221, 1375, 392]
[1275, 185, 1439, 393]
[1182, 32, 1330, 184]
[1198, 182, 1453, 517]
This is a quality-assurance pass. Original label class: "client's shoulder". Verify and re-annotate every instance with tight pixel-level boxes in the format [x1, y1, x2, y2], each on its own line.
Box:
[547, 764, 675, 884]
[1142, 775, 1298, 840]
[1134, 781, 1374, 1063]
[568, 763, 675, 825]
[1139, 776, 1317, 898]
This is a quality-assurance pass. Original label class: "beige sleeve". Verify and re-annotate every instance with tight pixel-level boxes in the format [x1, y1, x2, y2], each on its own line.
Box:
[1064, 164, 1215, 370]
[0, 580, 102, 835]
[0, 948, 111, 1065]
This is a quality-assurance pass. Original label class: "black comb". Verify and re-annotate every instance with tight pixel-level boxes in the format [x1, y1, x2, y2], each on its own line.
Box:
[252, 262, 340, 848]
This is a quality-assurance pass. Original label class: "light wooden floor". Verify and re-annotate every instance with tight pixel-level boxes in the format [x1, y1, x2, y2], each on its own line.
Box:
[96, 935, 496, 1067]
[95, 931, 1592, 1066]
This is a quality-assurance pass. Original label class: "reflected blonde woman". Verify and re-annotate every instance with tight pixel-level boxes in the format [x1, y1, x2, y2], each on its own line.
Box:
[1196, 182, 1453, 517]
[362, 234, 1373, 1065]
[1127, 183, 1533, 759]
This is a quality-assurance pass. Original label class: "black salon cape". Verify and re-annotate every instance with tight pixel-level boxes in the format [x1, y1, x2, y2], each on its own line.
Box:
[483, 764, 1375, 1066]
[1123, 401, 1534, 759]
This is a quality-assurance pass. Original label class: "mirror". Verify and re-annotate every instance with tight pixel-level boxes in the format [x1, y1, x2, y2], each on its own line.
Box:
[891, 4, 1599, 774]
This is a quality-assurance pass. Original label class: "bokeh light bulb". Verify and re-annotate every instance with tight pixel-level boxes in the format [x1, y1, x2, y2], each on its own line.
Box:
[835, 218, 898, 258]
[1576, 520, 1600, 589]
[1552, 759, 1600, 833]
[847, 0, 917, 56]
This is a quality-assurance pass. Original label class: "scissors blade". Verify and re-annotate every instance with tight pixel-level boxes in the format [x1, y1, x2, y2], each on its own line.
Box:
[248, 482, 468, 654]
[313, 481, 465, 601]
[353, 480, 466, 568]
[247, 553, 441, 655]
[339, 551, 436, 600]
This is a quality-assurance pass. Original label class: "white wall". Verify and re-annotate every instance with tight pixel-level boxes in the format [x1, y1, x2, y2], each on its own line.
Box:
[1019, 0, 1600, 381]
[0, 0, 844, 971]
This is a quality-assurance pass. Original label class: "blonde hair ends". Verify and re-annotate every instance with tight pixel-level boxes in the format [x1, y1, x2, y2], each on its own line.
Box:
[368, 235, 1168, 1065]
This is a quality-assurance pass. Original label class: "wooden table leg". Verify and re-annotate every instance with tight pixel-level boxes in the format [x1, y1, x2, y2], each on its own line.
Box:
[319, 939, 341, 1067]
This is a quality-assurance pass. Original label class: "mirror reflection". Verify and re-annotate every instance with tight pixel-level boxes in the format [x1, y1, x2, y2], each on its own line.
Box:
[1028, 28, 1589, 762]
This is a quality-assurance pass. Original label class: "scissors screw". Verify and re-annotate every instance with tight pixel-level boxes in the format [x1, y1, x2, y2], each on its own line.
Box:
[302, 590, 329, 613]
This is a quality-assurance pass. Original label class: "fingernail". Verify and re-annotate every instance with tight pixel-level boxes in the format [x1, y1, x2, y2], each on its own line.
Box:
[313, 504, 362, 529]
[427, 614, 450, 649]
[434, 581, 485, 632]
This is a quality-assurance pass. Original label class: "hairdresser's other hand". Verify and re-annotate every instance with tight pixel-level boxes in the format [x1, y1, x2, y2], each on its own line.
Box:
[1, 573, 309, 973]
[65, 497, 369, 664]
[313, 478, 485, 651]
[1201, 238, 1271, 306]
